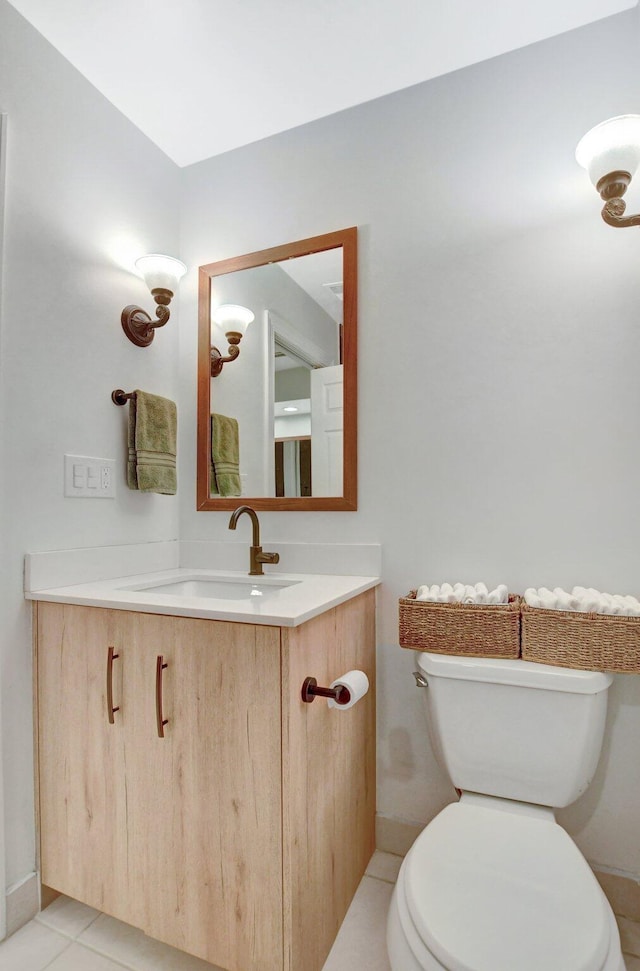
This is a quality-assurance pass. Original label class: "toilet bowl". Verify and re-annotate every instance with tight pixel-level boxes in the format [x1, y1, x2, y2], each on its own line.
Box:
[386, 652, 625, 971]
[388, 795, 624, 971]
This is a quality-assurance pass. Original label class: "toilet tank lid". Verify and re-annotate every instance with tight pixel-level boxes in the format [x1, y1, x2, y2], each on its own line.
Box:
[414, 651, 613, 694]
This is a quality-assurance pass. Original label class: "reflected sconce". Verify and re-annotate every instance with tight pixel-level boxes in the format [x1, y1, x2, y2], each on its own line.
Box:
[576, 114, 640, 227]
[121, 254, 187, 346]
[210, 304, 254, 377]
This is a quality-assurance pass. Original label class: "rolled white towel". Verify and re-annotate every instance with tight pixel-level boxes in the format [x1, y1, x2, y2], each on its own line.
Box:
[473, 582, 488, 604]
[553, 587, 580, 611]
[538, 588, 558, 609]
[418, 580, 510, 606]
[580, 595, 602, 613]
[600, 595, 622, 615]
[524, 588, 542, 608]
[575, 588, 600, 611]
[563, 585, 640, 615]
[485, 584, 508, 604]
[612, 595, 632, 616]
[622, 595, 640, 616]
[416, 586, 437, 602]
[617, 602, 636, 617]
[436, 582, 457, 603]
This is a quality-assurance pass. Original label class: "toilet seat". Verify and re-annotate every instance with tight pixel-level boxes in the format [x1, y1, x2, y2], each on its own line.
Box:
[400, 799, 611, 971]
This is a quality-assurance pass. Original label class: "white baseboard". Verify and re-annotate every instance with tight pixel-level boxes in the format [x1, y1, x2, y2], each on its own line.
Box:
[594, 867, 640, 922]
[375, 814, 422, 857]
[5, 872, 38, 937]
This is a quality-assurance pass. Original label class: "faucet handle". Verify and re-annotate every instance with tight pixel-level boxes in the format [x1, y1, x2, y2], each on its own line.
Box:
[249, 546, 280, 575]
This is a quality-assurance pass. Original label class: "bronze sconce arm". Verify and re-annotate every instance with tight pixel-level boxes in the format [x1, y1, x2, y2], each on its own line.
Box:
[597, 171, 640, 229]
[210, 333, 241, 377]
[120, 254, 186, 347]
[122, 290, 173, 348]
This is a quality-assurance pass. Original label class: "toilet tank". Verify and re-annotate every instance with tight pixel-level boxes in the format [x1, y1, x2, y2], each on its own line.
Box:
[415, 652, 613, 808]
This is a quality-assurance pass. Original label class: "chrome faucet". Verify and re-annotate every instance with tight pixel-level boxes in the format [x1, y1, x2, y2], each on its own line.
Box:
[228, 505, 280, 576]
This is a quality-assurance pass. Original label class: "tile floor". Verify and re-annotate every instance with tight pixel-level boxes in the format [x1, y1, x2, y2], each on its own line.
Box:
[0, 852, 638, 970]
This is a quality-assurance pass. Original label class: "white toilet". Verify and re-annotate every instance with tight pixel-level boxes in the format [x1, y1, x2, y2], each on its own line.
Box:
[387, 651, 625, 971]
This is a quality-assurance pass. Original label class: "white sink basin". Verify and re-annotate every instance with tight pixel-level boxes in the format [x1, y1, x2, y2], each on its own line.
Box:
[122, 575, 300, 601]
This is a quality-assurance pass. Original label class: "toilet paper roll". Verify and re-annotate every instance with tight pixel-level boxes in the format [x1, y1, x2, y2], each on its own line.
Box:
[327, 670, 370, 710]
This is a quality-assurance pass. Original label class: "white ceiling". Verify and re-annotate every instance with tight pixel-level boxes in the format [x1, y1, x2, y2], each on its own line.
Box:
[7, 0, 636, 167]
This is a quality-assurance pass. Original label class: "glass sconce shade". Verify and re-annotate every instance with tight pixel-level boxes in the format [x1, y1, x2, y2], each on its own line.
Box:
[211, 304, 255, 336]
[135, 254, 187, 294]
[576, 115, 640, 187]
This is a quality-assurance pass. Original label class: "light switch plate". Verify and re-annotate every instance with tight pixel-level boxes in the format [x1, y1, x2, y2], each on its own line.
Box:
[64, 454, 116, 498]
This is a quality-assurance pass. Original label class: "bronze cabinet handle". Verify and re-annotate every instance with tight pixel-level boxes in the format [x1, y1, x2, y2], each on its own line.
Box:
[156, 655, 169, 738]
[107, 647, 120, 724]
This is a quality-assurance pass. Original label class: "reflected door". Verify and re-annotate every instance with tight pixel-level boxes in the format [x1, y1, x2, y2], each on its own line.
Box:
[310, 364, 343, 497]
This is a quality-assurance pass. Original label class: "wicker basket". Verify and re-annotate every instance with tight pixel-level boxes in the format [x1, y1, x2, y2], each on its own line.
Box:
[399, 592, 521, 659]
[521, 603, 640, 674]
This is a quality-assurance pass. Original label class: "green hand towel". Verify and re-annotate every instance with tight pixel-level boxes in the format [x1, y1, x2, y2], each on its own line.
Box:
[127, 390, 177, 495]
[211, 413, 241, 496]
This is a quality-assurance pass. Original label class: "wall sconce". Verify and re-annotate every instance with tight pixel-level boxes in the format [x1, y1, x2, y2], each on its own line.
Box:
[210, 304, 254, 377]
[121, 254, 187, 346]
[576, 114, 640, 227]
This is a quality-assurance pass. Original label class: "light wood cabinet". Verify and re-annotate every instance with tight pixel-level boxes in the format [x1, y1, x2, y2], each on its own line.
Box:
[35, 589, 375, 971]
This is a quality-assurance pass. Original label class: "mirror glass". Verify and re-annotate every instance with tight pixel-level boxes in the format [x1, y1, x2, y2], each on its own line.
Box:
[197, 228, 357, 510]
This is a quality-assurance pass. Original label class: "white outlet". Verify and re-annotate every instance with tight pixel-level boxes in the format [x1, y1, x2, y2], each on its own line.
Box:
[64, 455, 116, 498]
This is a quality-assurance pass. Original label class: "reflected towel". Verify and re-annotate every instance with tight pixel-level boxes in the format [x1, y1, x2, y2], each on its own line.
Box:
[127, 390, 177, 495]
[211, 413, 241, 496]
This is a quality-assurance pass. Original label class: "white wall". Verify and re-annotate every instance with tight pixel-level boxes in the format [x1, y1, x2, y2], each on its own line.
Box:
[0, 0, 180, 899]
[179, 10, 640, 878]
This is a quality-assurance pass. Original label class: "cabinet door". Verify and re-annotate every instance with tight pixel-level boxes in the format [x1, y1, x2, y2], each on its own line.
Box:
[36, 603, 140, 926]
[281, 590, 376, 971]
[128, 614, 284, 971]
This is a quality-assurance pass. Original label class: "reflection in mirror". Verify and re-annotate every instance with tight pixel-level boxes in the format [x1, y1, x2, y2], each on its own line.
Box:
[197, 228, 357, 511]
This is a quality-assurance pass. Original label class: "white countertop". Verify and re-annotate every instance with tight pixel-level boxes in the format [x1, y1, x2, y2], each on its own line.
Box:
[25, 568, 380, 627]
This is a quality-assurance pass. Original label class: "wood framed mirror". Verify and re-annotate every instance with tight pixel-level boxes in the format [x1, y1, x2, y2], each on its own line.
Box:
[197, 227, 357, 511]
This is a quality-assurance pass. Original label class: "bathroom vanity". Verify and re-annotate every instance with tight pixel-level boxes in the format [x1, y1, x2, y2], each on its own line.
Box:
[31, 570, 377, 971]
